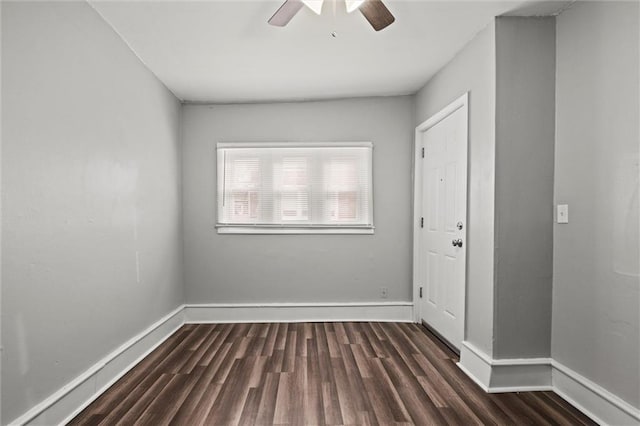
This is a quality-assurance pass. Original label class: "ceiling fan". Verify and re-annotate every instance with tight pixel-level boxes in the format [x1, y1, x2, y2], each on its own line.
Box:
[268, 0, 395, 31]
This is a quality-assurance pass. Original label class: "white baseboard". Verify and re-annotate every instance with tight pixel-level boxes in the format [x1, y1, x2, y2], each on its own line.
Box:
[184, 302, 414, 324]
[458, 341, 553, 393]
[458, 341, 493, 391]
[10, 305, 185, 426]
[458, 340, 640, 426]
[552, 360, 640, 426]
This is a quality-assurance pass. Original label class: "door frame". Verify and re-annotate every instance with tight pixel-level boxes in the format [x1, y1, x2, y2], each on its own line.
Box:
[412, 92, 469, 330]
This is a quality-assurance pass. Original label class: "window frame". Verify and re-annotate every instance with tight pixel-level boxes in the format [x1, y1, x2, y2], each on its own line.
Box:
[216, 141, 374, 235]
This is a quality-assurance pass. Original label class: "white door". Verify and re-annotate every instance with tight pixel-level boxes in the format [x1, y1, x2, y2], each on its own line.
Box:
[415, 94, 468, 350]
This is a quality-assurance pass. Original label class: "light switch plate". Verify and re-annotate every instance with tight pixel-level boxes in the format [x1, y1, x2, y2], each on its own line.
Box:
[557, 204, 569, 224]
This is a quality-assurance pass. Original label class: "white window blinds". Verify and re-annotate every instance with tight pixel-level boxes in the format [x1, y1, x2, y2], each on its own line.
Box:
[217, 142, 373, 233]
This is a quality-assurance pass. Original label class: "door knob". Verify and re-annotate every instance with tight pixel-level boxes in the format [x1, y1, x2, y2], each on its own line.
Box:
[452, 239, 463, 248]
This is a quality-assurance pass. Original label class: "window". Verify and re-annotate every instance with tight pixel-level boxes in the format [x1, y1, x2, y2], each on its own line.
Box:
[217, 142, 373, 234]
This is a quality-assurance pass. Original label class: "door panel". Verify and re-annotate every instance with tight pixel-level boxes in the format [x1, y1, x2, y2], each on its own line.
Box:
[426, 168, 440, 231]
[427, 250, 438, 306]
[443, 254, 457, 318]
[445, 163, 457, 232]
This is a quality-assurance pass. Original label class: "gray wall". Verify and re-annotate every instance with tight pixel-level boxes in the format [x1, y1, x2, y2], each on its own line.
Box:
[553, 1, 640, 409]
[1, 2, 184, 423]
[415, 22, 497, 356]
[493, 17, 555, 359]
[182, 97, 414, 304]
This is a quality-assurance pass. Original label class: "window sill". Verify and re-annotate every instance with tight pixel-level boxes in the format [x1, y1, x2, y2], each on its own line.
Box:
[215, 225, 375, 235]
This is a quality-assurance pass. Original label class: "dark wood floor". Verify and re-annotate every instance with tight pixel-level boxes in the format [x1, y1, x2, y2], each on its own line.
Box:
[69, 322, 596, 425]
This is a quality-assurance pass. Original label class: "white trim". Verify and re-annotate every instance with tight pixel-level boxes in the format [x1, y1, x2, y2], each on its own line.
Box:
[412, 92, 469, 345]
[552, 360, 640, 426]
[457, 341, 640, 425]
[459, 340, 556, 392]
[415, 93, 469, 133]
[187, 302, 411, 308]
[184, 302, 414, 324]
[489, 362, 553, 392]
[9, 305, 185, 426]
[412, 121, 423, 323]
[489, 385, 554, 393]
[216, 226, 374, 235]
[217, 141, 373, 149]
[458, 341, 493, 391]
[492, 357, 552, 366]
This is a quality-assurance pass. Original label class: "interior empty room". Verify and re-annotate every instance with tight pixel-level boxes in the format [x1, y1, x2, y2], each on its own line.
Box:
[1, 0, 639, 425]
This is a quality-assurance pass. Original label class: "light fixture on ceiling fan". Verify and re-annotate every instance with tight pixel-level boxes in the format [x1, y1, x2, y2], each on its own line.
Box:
[268, 0, 395, 31]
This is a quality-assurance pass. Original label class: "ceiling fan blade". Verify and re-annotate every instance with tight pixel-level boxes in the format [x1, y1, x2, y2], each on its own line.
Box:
[359, 0, 395, 31]
[268, 0, 305, 27]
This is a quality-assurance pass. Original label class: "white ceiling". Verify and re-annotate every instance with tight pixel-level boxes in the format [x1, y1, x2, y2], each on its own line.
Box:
[89, 0, 571, 103]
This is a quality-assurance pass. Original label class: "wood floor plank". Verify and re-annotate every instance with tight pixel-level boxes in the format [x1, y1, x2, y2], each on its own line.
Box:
[538, 391, 597, 425]
[111, 373, 173, 425]
[520, 391, 582, 426]
[169, 336, 234, 423]
[305, 337, 326, 425]
[324, 323, 341, 359]
[322, 380, 343, 426]
[197, 324, 233, 366]
[274, 323, 288, 351]
[135, 373, 198, 426]
[400, 323, 451, 360]
[367, 357, 412, 422]
[353, 324, 376, 359]
[380, 353, 446, 425]
[411, 351, 486, 425]
[212, 328, 250, 384]
[177, 382, 221, 426]
[486, 392, 536, 425]
[359, 322, 388, 359]
[435, 359, 510, 425]
[283, 329, 297, 373]
[70, 322, 598, 426]
[378, 330, 426, 379]
[273, 372, 292, 424]
[179, 327, 219, 374]
[255, 372, 280, 425]
[247, 333, 268, 358]
[334, 322, 351, 345]
[409, 338, 512, 425]
[238, 387, 261, 426]
[496, 391, 556, 424]
[330, 356, 358, 425]
[361, 376, 397, 425]
[206, 356, 255, 425]
[296, 323, 308, 357]
[189, 324, 216, 351]
[292, 356, 309, 425]
[261, 323, 278, 357]
[338, 342, 379, 426]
